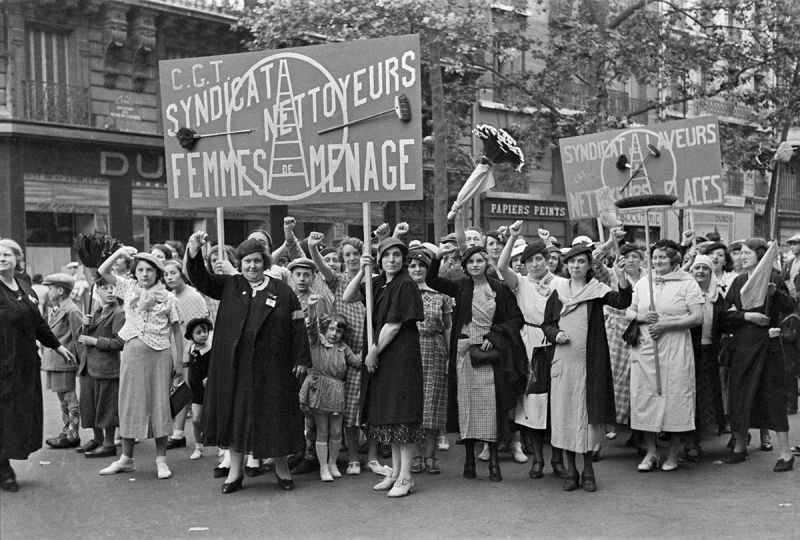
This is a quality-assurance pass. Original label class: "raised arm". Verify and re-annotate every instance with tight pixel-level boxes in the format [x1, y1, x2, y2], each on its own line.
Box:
[342, 255, 369, 303]
[308, 232, 336, 285]
[425, 244, 460, 298]
[497, 220, 522, 290]
[454, 207, 467, 253]
[97, 246, 136, 287]
[186, 231, 227, 300]
[306, 294, 320, 345]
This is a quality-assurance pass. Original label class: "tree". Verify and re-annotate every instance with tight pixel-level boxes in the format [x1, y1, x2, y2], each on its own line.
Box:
[237, 0, 533, 240]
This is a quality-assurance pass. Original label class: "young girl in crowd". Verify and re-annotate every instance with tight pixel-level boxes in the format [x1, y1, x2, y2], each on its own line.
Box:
[299, 294, 361, 481]
[184, 317, 213, 460]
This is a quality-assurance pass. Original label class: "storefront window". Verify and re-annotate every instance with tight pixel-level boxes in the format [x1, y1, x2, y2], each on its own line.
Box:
[26, 211, 94, 246]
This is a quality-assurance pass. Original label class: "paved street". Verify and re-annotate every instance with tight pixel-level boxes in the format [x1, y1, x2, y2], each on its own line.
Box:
[1, 379, 797, 539]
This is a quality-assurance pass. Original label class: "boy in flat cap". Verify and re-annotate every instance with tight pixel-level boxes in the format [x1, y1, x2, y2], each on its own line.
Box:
[41, 273, 83, 449]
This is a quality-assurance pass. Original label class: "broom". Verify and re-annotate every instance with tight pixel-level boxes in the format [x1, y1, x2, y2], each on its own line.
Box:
[72, 233, 123, 315]
[615, 194, 677, 395]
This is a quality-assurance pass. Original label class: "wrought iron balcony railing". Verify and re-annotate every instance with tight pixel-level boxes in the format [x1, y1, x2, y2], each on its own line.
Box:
[19, 81, 92, 127]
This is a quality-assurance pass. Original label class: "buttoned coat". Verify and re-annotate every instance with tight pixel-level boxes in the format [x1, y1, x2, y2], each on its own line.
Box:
[187, 252, 311, 457]
[78, 303, 125, 379]
[41, 297, 82, 372]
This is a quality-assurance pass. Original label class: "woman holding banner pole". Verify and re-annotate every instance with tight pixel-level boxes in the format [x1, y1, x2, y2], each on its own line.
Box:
[722, 239, 794, 472]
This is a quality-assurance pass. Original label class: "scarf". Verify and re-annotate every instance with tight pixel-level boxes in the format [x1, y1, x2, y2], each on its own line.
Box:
[652, 269, 694, 285]
[129, 282, 169, 315]
[556, 278, 611, 317]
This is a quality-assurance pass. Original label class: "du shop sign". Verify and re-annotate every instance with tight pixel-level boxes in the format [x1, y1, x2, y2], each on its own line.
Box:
[159, 34, 422, 209]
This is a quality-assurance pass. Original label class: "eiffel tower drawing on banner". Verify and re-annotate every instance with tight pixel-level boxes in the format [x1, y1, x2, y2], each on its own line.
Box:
[268, 59, 309, 191]
[624, 134, 652, 195]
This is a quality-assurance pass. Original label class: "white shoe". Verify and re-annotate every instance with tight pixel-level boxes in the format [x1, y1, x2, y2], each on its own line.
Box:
[320, 466, 334, 482]
[346, 461, 361, 475]
[329, 463, 342, 478]
[189, 448, 203, 460]
[387, 477, 414, 498]
[511, 442, 529, 463]
[437, 435, 450, 451]
[366, 460, 392, 476]
[157, 461, 172, 479]
[99, 458, 134, 475]
[478, 444, 490, 462]
[373, 474, 398, 491]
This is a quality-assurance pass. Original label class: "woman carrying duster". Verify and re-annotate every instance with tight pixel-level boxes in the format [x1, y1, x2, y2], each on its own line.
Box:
[541, 245, 631, 492]
[426, 243, 526, 483]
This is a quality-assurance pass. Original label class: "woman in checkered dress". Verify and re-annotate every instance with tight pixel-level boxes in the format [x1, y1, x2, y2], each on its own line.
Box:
[426, 245, 526, 483]
[406, 248, 452, 474]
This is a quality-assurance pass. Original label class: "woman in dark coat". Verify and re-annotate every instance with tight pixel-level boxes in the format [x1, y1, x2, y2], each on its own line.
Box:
[343, 237, 425, 498]
[0, 238, 76, 492]
[186, 233, 311, 493]
[426, 244, 527, 483]
[541, 245, 631, 492]
[722, 238, 795, 472]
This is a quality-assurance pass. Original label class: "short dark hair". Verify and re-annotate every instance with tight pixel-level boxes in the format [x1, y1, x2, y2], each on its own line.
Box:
[320, 313, 348, 332]
[651, 240, 682, 269]
[150, 244, 173, 261]
[744, 238, 769, 261]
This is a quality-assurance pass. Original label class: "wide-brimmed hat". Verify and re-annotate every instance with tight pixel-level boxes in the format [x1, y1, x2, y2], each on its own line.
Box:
[377, 237, 408, 260]
[184, 317, 213, 340]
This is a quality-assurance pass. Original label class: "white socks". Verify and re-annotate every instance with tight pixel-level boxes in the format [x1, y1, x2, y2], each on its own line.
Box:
[171, 430, 184, 439]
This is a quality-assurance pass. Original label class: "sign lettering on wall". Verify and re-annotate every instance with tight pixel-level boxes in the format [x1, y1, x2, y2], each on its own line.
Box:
[483, 199, 568, 219]
[158, 35, 423, 209]
[559, 116, 724, 220]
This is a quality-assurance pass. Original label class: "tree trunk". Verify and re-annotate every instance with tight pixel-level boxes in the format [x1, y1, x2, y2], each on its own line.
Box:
[430, 43, 448, 242]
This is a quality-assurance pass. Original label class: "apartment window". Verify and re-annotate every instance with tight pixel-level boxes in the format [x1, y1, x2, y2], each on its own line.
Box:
[26, 212, 95, 246]
[26, 27, 70, 85]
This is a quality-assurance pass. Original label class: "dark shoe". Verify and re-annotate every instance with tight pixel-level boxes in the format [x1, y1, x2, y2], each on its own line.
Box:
[46, 435, 80, 449]
[245, 466, 263, 477]
[84, 445, 117, 459]
[592, 449, 601, 462]
[528, 461, 544, 479]
[221, 476, 244, 493]
[166, 437, 186, 450]
[760, 440, 774, 452]
[773, 456, 795, 472]
[290, 458, 319, 475]
[274, 472, 294, 491]
[563, 473, 580, 491]
[582, 473, 597, 492]
[76, 440, 100, 453]
[463, 462, 476, 479]
[685, 446, 702, 463]
[0, 476, 19, 492]
[725, 450, 747, 464]
[489, 464, 502, 482]
[213, 466, 229, 479]
[552, 461, 567, 479]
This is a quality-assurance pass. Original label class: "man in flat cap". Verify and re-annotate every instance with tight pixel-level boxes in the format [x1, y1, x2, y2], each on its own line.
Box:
[41, 273, 84, 449]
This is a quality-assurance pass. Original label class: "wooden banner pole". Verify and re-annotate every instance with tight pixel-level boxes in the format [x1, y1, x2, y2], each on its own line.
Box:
[362, 202, 375, 348]
[216, 207, 225, 262]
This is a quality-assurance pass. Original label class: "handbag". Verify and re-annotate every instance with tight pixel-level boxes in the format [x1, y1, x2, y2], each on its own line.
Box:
[780, 313, 800, 344]
[525, 346, 551, 394]
[468, 344, 502, 367]
[169, 376, 193, 418]
[622, 319, 639, 346]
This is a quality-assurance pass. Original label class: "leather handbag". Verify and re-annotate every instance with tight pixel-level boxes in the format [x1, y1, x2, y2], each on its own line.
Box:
[622, 319, 640, 346]
[469, 344, 502, 367]
[525, 346, 551, 394]
[169, 376, 192, 418]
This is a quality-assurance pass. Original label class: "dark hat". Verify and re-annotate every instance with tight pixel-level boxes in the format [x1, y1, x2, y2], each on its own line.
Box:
[485, 231, 505, 244]
[547, 245, 562, 255]
[406, 248, 432, 266]
[236, 238, 268, 262]
[461, 246, 490, 270]
[651, 239, 682, 254]
[440, 232, 457, 244]
[563, 244, 593, 263]
[184, 317, 213, 341]
[519, 240, 548, 264]
[728, 240, 744, 251]
[701, 241, 727, 254]
[42, 272, 75, 291]
[377, 237, 408, 260]
[619, 243, 645, 256]
[287, 257, 317, 272]
[320, 247, 337, 257]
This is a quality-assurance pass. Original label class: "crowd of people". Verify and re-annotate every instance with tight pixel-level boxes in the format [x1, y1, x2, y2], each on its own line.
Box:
[1, 211, 799, 496]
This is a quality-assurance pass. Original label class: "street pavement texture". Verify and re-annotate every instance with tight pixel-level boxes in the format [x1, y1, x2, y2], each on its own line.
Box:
[1, 380, 797, 539]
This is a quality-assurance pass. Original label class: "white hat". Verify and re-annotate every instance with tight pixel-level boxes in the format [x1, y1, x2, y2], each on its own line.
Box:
[788, 233, 800, 244]
[572, 235, 594, 247]
[510, 238, 527, 259]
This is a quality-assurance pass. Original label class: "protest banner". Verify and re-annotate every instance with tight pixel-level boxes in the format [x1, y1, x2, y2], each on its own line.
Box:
[558, 116, 723, 220]
[158, 34, 423, 209]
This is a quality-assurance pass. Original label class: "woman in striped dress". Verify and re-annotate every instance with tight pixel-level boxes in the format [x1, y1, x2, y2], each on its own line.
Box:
[406, 248, 452, 475]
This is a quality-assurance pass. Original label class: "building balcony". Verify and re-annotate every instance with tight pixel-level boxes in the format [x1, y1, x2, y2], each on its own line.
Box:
[694, 97, 755, 124]
[557, 82, 650, 118]
[18, 81, 92, 128]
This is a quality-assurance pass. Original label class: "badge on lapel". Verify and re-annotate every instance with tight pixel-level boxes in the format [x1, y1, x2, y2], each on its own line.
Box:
[265, 292, 277, 308]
